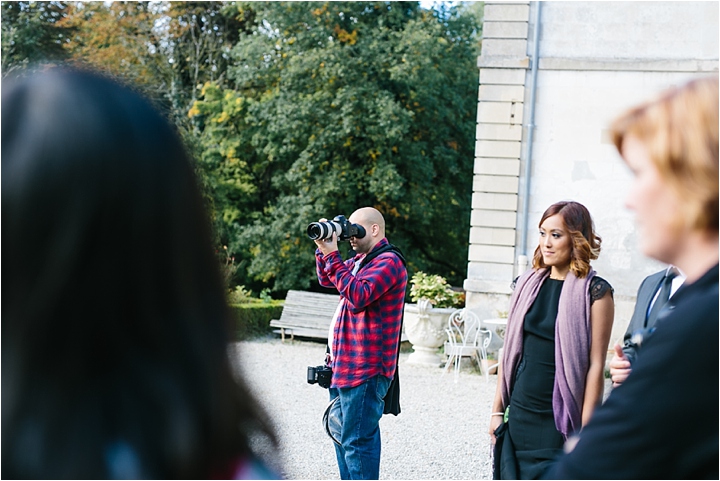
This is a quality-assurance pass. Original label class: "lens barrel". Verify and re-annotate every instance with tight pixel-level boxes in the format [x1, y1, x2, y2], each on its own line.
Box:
[307, 221, 340, 240]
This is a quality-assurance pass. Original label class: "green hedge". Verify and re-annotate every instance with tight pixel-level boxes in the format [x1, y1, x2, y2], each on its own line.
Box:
[229, 300, 284, 340]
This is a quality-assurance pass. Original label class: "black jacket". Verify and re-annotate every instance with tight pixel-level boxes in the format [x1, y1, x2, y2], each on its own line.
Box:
[543, 264, 719, 479]
[622, 269, 667, 362]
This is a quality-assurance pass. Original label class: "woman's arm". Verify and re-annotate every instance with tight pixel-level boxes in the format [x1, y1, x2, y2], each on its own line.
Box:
[581, 291, 614, 426]
[488, 360, 505, 444]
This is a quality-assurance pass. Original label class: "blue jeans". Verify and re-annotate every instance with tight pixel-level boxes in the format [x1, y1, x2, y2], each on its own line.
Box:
[328, 375, 391, 480]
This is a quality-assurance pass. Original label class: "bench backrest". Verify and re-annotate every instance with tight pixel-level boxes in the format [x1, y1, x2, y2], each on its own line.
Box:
[279, 290, 340, 326]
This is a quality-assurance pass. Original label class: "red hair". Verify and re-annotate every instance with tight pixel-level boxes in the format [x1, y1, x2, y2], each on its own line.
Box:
[610, 76, 719, 232]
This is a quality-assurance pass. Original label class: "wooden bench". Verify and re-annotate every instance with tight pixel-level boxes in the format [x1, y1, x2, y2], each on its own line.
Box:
[270, 289, 410, 343]
[270, 290, 340, 342]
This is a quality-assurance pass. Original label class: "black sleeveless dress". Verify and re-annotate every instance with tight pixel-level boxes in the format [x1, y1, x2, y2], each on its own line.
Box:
[505, 276, 613, 480]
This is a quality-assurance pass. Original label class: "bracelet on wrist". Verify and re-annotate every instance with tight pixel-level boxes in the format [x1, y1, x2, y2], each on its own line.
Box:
[491, 412, 505, 417]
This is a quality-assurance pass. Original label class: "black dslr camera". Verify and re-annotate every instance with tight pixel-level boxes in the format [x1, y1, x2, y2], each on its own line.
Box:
[307, 364, 332, 389]
[307, 215, 366, 241]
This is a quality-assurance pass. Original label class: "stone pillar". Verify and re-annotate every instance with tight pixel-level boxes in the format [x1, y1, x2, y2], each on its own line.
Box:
[464, 1, 531, 319]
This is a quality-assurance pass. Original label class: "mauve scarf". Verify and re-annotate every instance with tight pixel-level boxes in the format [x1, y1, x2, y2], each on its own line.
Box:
[499, 267, 595, 439]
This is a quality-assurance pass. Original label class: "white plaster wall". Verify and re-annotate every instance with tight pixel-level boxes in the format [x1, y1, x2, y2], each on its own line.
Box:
[520, 70, 709, 288]
[514, 1, 718, 341]
[539, 1, 719, 60]
[519, 70, 715, 341]
[470, 1, 718, 344]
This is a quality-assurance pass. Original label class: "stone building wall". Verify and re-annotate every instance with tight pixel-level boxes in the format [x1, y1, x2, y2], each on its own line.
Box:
[465, 1, 719, 345]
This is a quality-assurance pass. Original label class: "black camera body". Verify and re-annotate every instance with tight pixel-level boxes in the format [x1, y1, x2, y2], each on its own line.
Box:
[307, 215, 366, 241]
[307, 364, 332, 389]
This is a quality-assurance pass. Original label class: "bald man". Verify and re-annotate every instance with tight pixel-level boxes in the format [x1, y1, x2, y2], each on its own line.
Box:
[314, 207, 407, 480]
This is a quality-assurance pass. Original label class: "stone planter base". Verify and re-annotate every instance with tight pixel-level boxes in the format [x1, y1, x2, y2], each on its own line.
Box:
[407, 345, 443, 366]
[404, 301, 454, 366]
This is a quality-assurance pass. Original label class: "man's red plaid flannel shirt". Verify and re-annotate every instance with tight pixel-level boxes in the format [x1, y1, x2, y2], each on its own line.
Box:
[316, 238, 407, 389]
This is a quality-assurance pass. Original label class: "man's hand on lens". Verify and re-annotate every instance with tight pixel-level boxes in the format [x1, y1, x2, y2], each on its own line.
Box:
[314, 231, 339, 256]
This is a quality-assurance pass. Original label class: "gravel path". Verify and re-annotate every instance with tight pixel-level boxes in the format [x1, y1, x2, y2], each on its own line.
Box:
[231, 337, 497, 480]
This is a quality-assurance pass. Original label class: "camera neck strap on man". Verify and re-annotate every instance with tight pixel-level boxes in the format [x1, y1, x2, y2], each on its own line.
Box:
[357, 243, 406, 416]
[357, 243, 406, 271]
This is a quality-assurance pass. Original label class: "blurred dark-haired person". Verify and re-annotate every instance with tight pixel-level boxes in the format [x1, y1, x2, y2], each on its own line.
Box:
[2, 68, 279, 479]
[543, 76, 719, 479]
[488, 201, 614, 479]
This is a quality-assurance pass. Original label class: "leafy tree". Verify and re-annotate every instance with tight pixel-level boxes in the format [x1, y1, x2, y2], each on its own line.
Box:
[1, 1, 73, 77]
[57, 2, 182, 111]
[54, 2, 256, 262]
[164, 2, 251, 102]
[3, 1, 481, 293]
[55, 3, 251, 122]
[191, 1, 480, 292]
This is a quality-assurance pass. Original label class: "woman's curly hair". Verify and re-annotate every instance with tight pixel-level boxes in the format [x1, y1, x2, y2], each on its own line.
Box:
[532, 201, 601, 278]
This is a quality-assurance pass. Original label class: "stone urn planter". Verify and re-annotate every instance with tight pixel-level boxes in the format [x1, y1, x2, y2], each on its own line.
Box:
[404, 299, 454, 365]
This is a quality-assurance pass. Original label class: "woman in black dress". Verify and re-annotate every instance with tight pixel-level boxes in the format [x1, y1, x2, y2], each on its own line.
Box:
[488, 201, 614, 479]
[542, 76, 718, 479]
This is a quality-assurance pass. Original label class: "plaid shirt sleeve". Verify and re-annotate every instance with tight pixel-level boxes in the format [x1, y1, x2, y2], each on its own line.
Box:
[315, 247, 342, 288]
[315, 239, 407, 388]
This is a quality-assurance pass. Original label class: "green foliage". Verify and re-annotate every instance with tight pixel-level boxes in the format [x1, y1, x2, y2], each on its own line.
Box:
[1, 1, 73, 77]
[161, 2, 255, 127]
[191, 1, 481, 291]
[216, 244, 239, 289]
[227, 284, 278, 306]
[4, 1, 483, 296]
[48, 2, 253, 127]
[58, 2, 165, 89]
[409, 271, 464, 308]
[259, 288, 273, 302]
[228, 301, 284, 340]
[227, 285, 253, 304]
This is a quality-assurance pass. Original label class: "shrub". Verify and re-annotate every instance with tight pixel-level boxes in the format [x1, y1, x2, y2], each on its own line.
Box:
[227, 285, 254, 304]
[228, 301, 284, 340]
[409, 271, 464, 308]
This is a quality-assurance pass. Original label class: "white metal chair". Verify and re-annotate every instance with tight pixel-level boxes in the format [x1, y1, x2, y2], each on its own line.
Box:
[480, 332, 499, 383]
[443, 309, 493, 382]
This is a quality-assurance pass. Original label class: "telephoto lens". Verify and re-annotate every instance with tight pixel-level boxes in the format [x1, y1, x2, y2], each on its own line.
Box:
[307, 220, 341, 240]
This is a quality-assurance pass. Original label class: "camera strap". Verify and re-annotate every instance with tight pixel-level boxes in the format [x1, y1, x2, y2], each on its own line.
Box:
[357, 243, 406, 271]
[357, 243, 406, 416]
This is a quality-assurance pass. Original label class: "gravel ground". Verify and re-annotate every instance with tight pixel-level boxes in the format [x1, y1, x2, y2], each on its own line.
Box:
[232, 337, 614, 480]
[231, 336, 498, 480]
